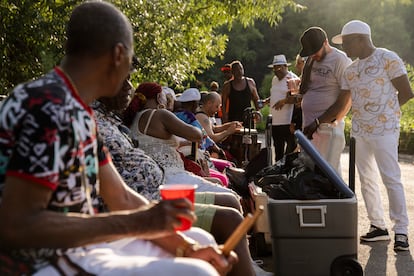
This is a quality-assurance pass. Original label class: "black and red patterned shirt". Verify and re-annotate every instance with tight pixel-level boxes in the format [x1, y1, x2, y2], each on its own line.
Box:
[0, 67, 110, 272]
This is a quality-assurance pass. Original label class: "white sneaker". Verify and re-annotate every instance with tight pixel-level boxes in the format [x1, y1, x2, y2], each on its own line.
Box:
[251, 260, 273, 276]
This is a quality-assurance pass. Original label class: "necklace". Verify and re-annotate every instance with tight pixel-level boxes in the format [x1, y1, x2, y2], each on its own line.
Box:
[356, 48, 376, 78]
[56, 66, 79, 95]
[356, 60, 364, 78]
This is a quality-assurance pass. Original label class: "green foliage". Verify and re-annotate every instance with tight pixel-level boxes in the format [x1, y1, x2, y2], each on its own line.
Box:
[0, 0, 78, 94]
[0, 0, 297, 94]
[398, 63, 414, 153]
[115, 0, 298, 87]
[200, 0, 414, 95]
[259, 72, 274, 99]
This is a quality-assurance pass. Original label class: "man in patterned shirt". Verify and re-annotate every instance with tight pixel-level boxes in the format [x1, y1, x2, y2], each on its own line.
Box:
[0, 1, 236, 275]
[333, 20, 413, 251]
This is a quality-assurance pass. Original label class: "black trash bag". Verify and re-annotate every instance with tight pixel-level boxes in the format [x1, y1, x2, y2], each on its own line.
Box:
[225, 167, 250, 198]
[252, 152, 305, 185]
[253, 151, 341, 200]
[287, 170, 340, 200]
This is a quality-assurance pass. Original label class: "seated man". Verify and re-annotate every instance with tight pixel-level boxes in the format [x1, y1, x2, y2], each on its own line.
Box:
[0, 2, 236, 275]
[94, 78, 262, 276]
[196, 91, 242, 145]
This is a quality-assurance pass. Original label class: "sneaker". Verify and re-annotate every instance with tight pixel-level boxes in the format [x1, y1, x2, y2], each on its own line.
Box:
[394, 234, 409, 251]
[251, 260, 273, 276]
[360, 225, 390, 242]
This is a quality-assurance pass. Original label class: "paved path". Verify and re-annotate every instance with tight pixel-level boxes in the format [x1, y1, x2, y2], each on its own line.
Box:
[255, 134, 414, 275]
[340, 150, 414, 276]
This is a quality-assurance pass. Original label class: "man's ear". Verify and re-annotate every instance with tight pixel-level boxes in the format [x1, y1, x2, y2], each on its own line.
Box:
[112, 42, 124, 68]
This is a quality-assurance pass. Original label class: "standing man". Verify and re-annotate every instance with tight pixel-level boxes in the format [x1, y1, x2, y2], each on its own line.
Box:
[0, 1, 236, 275]
[220, 63, 233, 84]
[265, 54, 300, 161]
[333, 20, 413, 251]
[221, 60, 261, 126]
[299, 26, 352, 175]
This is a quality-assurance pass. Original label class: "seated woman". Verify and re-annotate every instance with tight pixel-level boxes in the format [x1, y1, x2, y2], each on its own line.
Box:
[94, 78, 261, 276]
[123, 82, 236, 197]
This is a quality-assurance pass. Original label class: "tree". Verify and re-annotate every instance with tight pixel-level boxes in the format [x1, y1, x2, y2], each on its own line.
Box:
[198, 0, 414, 98]
[0, 0, 299, 94]
[0, 0, 77, 94]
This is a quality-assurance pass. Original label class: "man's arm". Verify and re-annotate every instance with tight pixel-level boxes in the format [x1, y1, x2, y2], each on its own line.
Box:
[319, 90, 352, 123]
[196, 113, 237, 143]
[248, 78, 260, 110]
[0, 174, 195, 249]
[303, 90, 351, 139]
[392, 74, 414, 106]
[221, 82, 230, 123]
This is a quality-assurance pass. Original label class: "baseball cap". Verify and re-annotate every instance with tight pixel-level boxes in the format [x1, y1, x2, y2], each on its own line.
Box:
[162, 86, 176, 100]
[220, 64, 232, 72]
[299, 27, 327, 57]
[177, 88, 201, 102]
[332, 20, 371, 44]
[267, 54, 291, 68]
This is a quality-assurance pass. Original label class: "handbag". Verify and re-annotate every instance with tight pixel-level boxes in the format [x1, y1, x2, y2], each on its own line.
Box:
[178, 151, 210, 177]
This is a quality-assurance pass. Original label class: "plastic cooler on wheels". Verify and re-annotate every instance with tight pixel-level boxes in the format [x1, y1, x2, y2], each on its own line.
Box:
[267, 130, 362, 276]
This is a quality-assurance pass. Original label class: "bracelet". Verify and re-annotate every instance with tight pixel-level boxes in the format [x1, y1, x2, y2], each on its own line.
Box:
[315, 118, 320, 127]
[176, 239, 197, 257]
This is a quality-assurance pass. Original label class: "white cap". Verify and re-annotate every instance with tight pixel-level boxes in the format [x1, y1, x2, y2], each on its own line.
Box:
[177, 88, 201, 102]
[162, 86, 176, 100]
[267, 54, 291, 68]
[332, 20, 371, 44]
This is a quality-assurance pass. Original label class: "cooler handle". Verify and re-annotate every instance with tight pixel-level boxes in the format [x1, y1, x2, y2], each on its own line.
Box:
[296, 205, 327, 227]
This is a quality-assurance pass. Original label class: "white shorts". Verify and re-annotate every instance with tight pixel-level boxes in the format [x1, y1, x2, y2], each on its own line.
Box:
[34, 228, 219, 276]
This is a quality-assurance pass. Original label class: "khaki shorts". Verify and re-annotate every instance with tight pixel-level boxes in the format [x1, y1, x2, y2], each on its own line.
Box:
[194, 192, 216, 231]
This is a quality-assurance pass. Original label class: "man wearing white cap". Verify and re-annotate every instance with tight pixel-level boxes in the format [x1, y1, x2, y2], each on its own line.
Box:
[332, 20, 413, 251]
[264, 54, 300, 161]
[298, 26, 352, 175]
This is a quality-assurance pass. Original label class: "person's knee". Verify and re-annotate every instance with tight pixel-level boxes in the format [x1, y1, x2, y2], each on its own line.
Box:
[211, 207, 243, 242]
[214, 193, 241, 211]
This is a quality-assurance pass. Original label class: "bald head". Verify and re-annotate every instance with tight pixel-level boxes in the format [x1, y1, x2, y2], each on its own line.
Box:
[200, 92, 222, 117]
[201, 91, 220, 105]
[66, 1, 133, 58]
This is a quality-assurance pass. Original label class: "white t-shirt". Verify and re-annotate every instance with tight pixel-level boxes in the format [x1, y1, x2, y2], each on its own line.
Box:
[341, 48, 406, 137]
[301, 47, 351, 127]
[270, 71, 298, 125]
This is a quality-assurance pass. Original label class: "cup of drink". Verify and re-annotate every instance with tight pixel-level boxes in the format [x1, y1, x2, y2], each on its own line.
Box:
[159, 184, 198, 231]
[287, 78, 301, 94]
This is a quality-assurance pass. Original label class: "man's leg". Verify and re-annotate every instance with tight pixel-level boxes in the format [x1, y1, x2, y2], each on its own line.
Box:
[355, 136, 387, 230]
[372, 133, 409, 235]
[272, 125, 285, 161]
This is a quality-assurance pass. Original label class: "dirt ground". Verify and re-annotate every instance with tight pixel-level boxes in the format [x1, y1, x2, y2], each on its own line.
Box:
[255, 143, 414, 275]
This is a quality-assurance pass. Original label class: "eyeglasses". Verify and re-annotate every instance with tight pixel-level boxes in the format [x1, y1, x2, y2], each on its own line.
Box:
[120, 42, 138, 73]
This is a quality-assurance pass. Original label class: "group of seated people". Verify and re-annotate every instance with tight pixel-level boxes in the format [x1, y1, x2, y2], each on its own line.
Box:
[93, 75, 272, 276]
[0, 2, 274, 275]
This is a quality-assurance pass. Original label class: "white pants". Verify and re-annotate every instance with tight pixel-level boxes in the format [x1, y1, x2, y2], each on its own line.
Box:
[34, 228, 219, 276]
[165, 171, 233, 193]
[355, 133, 409, 234]
[311, 121, 345, 176]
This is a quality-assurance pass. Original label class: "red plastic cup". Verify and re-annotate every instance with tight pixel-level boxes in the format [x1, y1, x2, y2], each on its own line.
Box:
[287, 77, 301, 94]
[159, 184, 197, 231]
